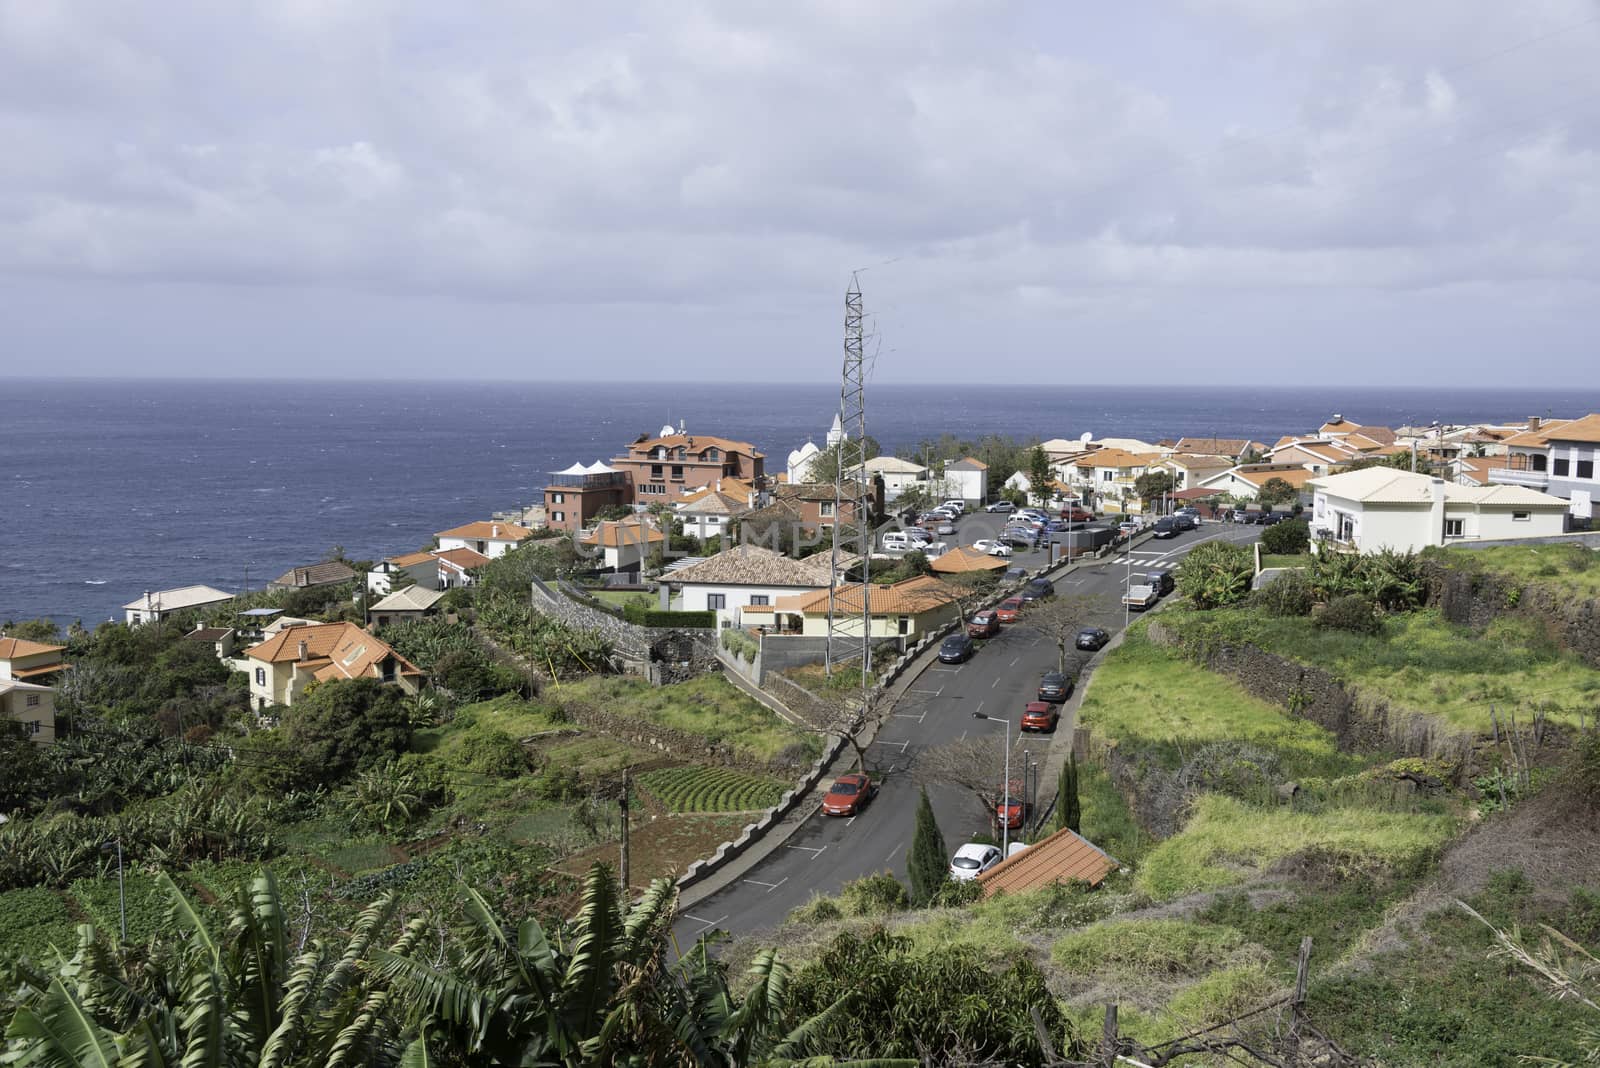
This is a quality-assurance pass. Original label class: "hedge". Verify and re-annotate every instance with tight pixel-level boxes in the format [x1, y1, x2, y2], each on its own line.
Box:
[640, 610, 716, 630]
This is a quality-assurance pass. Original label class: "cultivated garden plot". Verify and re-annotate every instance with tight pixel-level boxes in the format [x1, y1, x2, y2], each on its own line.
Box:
[636, 765, 789, 813]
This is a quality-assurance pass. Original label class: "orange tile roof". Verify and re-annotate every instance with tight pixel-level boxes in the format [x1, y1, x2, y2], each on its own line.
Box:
[1172, 437, 1260, 456]
[0, 638, 65, 660]
[775, 575, 959, 616]
[435, 521, 533, 542]
[626, 434, 763, 459]
[433, 547, 492, 570]
[581, 519, 666, 548]
[1543, 413, 1600, 444]
[245, 622, 421, 679]
[928, 547, 1009, 574]
[1073, 448, 1161, 469]
[977, 826, 1118, 897]
[385, 551, 438, 567]
[1229, 464, 1318, 489]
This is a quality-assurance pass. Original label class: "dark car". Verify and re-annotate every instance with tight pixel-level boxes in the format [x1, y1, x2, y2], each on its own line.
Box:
[1172, 513, 1197, 532]
[1021, 700, 1059, 732]
[967, 610, 1000, 639]
[1260, 512, 1288, 526]
[1003, 527, 1040, 549]
[821, 772, 877, 817]
[939, 633, 975, 664]
[1145, 569, 1174, 595]
[1002, 565, 1029, 584]
[1152, 517, 1178, 538]
[1045, 519, 1068, 533]
[1021, 577, 1054, 603]
[1076, 626, 1110, 651]
[1037, 671, 1073, 702]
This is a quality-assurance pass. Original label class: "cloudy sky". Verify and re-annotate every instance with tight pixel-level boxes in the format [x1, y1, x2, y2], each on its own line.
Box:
[3, 0, 1598, 385]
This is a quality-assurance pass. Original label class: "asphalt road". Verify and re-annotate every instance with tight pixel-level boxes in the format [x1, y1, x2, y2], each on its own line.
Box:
[673, 515, 1261, 944]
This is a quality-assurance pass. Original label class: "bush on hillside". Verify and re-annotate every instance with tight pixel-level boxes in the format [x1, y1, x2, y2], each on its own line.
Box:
[1177, 541, 1255, 609]
[1260, 518, 1311, 555]
[1252, 569, 1315, 617]
[454, 728, 532, 779]
[1314, 595, 1382, 635]
[839, 871, 909, 916]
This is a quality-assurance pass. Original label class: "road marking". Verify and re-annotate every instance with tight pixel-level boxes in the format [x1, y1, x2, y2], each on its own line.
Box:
[991, 677, 1000, 688]
[1009, 656, 1020, 666]
[893, 711, 927, 722]
[959, 730, 967, 741]
[846, 815, 857, 826]
[742, 876, 790, 893]
[682, 913, 727, 932]
[975, 700, 984, 713]
[885, 843, 905, 862]
[785, 844, 827, 858]
[908, 687, 943, 697]
[872, 739, 910, 752]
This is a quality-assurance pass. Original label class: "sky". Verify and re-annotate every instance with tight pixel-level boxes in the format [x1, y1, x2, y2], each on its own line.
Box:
[1, 0, 1598, 385]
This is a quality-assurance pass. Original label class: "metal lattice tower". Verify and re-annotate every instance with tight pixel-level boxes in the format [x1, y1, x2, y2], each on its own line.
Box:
[826, 274, 871, 680]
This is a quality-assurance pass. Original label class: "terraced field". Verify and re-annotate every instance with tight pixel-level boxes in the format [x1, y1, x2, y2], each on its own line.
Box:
[638, 766, 788, 813]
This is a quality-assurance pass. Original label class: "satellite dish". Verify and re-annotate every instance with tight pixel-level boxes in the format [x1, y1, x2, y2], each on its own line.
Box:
[1079, 431, 1093, 444]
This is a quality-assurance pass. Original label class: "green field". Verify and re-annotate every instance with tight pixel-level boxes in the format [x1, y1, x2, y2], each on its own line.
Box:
[637, 766, 788, 813]
[1259, 553, 1310, 570]
[561, 675, 820, 764]
[1433, 541, 1600, 597]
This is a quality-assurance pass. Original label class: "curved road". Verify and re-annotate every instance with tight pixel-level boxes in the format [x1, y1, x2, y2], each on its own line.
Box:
[674, 517, 1261, 944]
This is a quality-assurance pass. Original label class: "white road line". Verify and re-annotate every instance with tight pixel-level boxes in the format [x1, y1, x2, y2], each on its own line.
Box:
[991, 678, 1000, 689]
[682, 913, 727, 931]
[958, 730, 967, 741]
[872, 739, 910, 752]
[1009, 655, 1020, 666]
[785, 844, 827, 858]
[846, 815, 857, 826]
[975, 700, 984, 714]
[885, 843, 906, 862]
[893, 711, 927, 722]
[743, 877, 782, 889]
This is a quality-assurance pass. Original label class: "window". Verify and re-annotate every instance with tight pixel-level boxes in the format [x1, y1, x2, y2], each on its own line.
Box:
[671, 465, 684, 480]
[130, 612, 141, 625]
[676, 447, 687, 459]
[25, 693, 40, 707]
[1102, 470, 1113, 482]
[1580, 460, 1595, 480]
[255, 667, 266, 686]
[651, 464, 664, 479]
[898, 616, 910, 635]
[551, 492, 565, 503]
[1444, 518, 1464, 538]
[381, 658, 396, 683]
[707, 594, 727, 610]
[552, 511, 565, 523]
[474, 540, 487, 553]
[1555, 458, 1571, 476]
[27, 721, 41, 735]
[1532, 454, 1548, 472]
[749, 595, 770, 606]
[820, 501, 835, 518]
[706, 448, 719, 460]
[1513, 511, 1531, 521]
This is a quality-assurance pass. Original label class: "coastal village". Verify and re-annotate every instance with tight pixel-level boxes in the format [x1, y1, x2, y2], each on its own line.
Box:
[4, 405, 1600, 1065]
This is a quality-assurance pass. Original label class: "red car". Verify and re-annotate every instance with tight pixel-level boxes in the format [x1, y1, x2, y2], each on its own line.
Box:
[967, 610, 1000, 638]
[995, 596, 1025, 624]
[1021, 700, 1059, 732]
[1058, 505, 1095, 523]
[821, 772, 877, 817]
[996, 795, 1027, 831]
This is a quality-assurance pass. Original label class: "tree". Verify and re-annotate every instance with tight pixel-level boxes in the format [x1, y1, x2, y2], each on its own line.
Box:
[1058, 755, 1081, 834]
[1, 618, 61, 643]
[1026, 594, 1103, 674]
[906, 787, 948, 906]
[893, 484, 936, 518]
[1133, 469, 1175, 510]
[917, 735, 1016, 816]
[1342, 450, 1437, 476]
[1256, 477, 1300, 507]
[591, 503, 632, 522]
[279, 677, 414, 788]
[804, 435, 882, 484]
[1260, 516, 1311, 555]
[1026, 445, 1053, 506]
[0, 719, 55, 813]
[1175, 540, 1255, 609]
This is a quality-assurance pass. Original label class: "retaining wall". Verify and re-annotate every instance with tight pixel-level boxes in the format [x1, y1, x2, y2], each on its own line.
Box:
[1428, 558, 1600, 669]
[529, 578, 719, 682]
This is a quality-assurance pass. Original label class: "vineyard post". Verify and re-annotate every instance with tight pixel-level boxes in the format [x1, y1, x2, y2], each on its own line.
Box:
[620, 767, 631, 896]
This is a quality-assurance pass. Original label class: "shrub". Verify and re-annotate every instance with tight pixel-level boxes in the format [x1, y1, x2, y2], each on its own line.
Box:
[1176, 541, 1255, 609]
[1260, 517, 1311, 555]
[454, 728, 532, 779]
[1572, 730, 1600, 811]
[640, 609, 716, 629]
[1252, 568, 1314, 617]
[1315, 594, 1382, 634]
[839, 871, 909, 916]
[788, 894, 844, 924]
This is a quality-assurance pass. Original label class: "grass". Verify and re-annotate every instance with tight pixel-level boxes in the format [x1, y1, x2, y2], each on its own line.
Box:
[1435, 542, 1600, 598]
[1164, 606, 1600, 734]
[1052, 919, 1255, 977]
[589, 590, 655, 611]
[1135, 794, 1457, 901]
[1078, 759, 1150, 866]
[1077, 629, 1367, 779]
[637, 766, 788, 813]
[1260, 553, 1310, 570]
[560, 675, 819, 764]
[1197, 869, 1424, 970]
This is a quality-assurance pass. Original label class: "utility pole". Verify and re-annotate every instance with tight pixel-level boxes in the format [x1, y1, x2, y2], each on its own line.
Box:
[827, 273, 871, 684]
[619, 767, 631, 897]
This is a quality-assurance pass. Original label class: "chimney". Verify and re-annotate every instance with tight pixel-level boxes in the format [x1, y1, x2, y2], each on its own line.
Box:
[1528, 416, 1541, 432]
[1430, 478, 1446, 547]
[491, 524, 500, 537]
[297, 639, 309, 661]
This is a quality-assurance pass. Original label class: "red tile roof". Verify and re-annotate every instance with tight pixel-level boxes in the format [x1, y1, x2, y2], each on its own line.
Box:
[977, 826, 1119, 896]
[0, 638, 65, 660]
[435, 521, 533, 542]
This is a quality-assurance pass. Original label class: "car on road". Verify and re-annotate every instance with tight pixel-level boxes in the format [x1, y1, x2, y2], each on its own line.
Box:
[1118, 519, 1142, 537]
[950, 842, 1003, 881]
[971, 539, 1012, 557]
[996, 595, 1025, 623]
[934, 520, 957, 535]
[1173, 513, 1197, 532]
[1123, 582, 1158, 611]
[1002, 566, 1029, 584]
[1045, 519, 1068, 533]
[1021, 699, 1059, 732]
[1152, 517, 1178, 538]
[1059, 505, 1095, 523]
[938, 633, 975, 664]
[985, 500, 1015, 513]
[1260, 512, 1289, 526]
[1076, 626, 1110, 651]
[1145, 569, 1174, 596]
[966, 610, 1000, 638]
[1021, 577, 1055, 602]
[1037, 671, 1073, 702]
[996, 795, 1027, 830]
[821, 772, 877, 816]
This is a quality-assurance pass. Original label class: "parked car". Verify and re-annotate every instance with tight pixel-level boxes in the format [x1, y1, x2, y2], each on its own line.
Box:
[1152, 517, 1178, 539]
[971, 539, 1012, 557]
[1175, 506, 1200, 520]
[996, 596, 1025, 623]
[1122, 582, 1158, 611]
[1173, 514, 1197, 532]
[1002, 566, 1029, 584]
[905, 527, 935, 545]
[881, 531, 911, 552]
[1059, 505, 1095, 523]
[1145, 569, 1174, 595]
[935, 520, 957, 536]
[1002, 528, 1040, 549]
[1260, 512, 1288, 526]
[1021, 577, 1055, 602]
[941, 500, 968, 515]
[1021, 700, 1059, 732]
[938, 633, 975, 664]
[1045, 519, 1068, 533]
[1037, 671, 1073, 703]
[996, 793, 1027, 830]
[1076, 626, 1110, 651]
[967, 610, 1000, 638]
[821, 772, 876, 817]
[985, 500, 1016, 513]
[950, 843, 1003, 881]
[1118, 520, 1142, 537]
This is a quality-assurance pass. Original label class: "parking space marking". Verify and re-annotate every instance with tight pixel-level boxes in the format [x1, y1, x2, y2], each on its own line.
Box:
[785, 844, 827, 858]
[991, 678, 1000, 689]
[975, 700, 984, 714]
[885, 843, 905, 862]
[893, 710, 927, 723]
[1009, 656, 1020, 666]
[742, 877, 789, 893]
[682, 913, 728, 932]
[872, 739, 910, 752]
[908, 687, 943, 697]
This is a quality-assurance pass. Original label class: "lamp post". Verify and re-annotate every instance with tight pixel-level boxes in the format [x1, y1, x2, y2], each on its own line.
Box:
[1124, 549, 1133, 631]
[100, 840, 126, 942]
[973, 711, 1012, 854]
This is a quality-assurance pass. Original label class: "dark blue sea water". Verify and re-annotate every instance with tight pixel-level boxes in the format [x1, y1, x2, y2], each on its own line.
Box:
[5, 379, 1598, 628]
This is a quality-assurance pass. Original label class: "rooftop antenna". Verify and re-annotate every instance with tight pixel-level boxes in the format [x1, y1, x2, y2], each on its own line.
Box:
[826, 273, 871, 682]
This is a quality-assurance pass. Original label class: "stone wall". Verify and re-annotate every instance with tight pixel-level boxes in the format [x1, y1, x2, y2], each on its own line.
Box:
[647, 628, 720, 685]
[529, 579, 719, 682]
[529, 578, 648, 661]
[1428, 558, 1600, 669]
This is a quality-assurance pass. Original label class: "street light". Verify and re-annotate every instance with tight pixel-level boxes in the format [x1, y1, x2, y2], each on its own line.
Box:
[1124, 549, 1133, 631]
[972, 711, 1012, 854]
[99, 839, 126, 942]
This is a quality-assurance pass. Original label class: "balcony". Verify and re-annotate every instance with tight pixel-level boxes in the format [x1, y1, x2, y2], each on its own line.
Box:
[1488, 467, 1550, 490]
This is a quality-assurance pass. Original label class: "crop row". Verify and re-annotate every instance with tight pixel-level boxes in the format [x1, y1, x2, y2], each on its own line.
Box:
[638, 766, 787, 814]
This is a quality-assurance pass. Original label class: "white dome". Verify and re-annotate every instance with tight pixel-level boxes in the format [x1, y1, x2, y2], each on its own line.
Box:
[659, 423, 676, 438]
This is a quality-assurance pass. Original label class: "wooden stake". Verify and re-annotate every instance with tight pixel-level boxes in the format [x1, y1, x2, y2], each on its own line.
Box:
[1286, 935, 1313, 1065]
[1101, 1004, 1119, 1067]
[619, 768, 631, 897]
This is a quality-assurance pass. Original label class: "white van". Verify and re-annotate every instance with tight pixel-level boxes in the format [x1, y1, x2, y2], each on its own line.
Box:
[941, 500, 967, 515]
[881, 531, 911, 552]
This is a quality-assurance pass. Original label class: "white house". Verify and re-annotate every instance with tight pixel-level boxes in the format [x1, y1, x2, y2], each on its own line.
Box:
[0, 679, 55, 743]
[1490, 413, 1600, 520]
[852, 456, 930, 501]
[1199, 463, 1318, 503]
[786, 412, 846, 484]
[942, 457, 988, 505]
[1069, 448, 1163, 515]
[1308, 468, 1569, 554]
[661, 544, 836, 626]
[123, 585, 234, 626]
[579, 516, 666, 572]
[366, 551, 443, 595]
[674, 486, 753, 541]
[435, 521, 533, 560]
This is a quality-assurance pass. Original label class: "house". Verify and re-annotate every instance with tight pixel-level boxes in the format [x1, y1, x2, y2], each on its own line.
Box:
[1199, 463, 1318, 502]
[941, 457, 988, 505]
[183, 627, 237, 659]
[1070, 448, 1163, 514]
[1040, 437, 1093, 466]
[367, 585, 447, 627]
[1318, 416, 1398, 448]
[241, 622, 424, 710]
[1264, 438, 1360, 476]
[435, 521, 533, 559]
[433, 547, 492, 588]
[0, 637, 68, 683]
[674, 485, 754, 541]
[975, 826, 1118, 897]
[123, 585, 234, 626]
[851, 456, 930, 501]
[367, 551, 442, 596]
[927, 546, 1009, 575]
[660, 544, 836, 625]
[1455, 456, 1499, 487]
[1171, 437, 1267, 462]
[759, 575, 960, 641]
[1490, 413, 1600, 520]
[267, 560, 356, 591]
[0, 679, 55, 744]
[1154, 454, 1235, 492]
[771, 481, 881, 531]
[1308, 468, 1569, 554]
[612, 424, 766, 503]
[1089, 436, 1160, 455]
[543, 461, 631, 533]
[579, 516, 666, 573]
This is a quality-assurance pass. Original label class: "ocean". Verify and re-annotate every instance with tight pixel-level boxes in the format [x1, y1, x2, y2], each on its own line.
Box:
[5, 379, 1597, 628]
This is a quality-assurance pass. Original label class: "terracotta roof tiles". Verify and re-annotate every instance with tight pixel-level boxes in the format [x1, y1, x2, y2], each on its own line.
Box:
[977, 827, 1118, 896]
